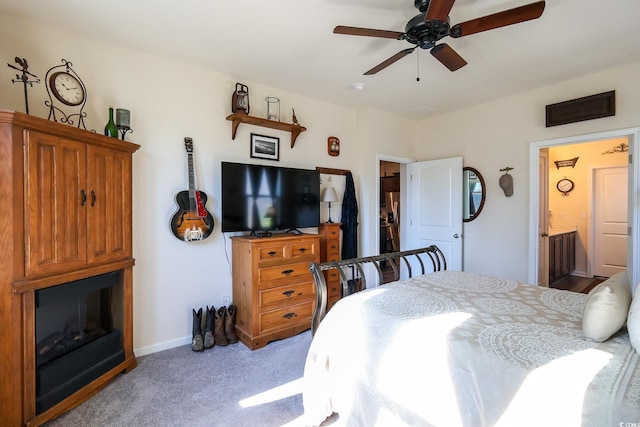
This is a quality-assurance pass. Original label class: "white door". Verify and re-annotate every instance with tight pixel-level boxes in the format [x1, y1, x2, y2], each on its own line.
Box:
[408, 157, 463, 270]
[593, 166, 628, 277]
[538, 150, 549, 286]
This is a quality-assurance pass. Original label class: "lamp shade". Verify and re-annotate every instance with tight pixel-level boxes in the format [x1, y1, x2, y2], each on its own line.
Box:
[321, 186, 339, 203]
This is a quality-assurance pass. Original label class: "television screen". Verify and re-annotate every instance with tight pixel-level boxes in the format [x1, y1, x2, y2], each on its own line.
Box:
[221, 162, 320, 233]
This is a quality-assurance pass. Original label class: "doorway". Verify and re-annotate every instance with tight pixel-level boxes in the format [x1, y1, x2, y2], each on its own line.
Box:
[380, 160, 401, 255]
[528, 127, 640, 292]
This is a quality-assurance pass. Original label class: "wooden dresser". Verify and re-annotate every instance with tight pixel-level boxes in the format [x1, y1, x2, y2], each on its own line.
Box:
[318, 223, 341, 311]
[0, 110, 139, 426]
[231, 233, 320, 349]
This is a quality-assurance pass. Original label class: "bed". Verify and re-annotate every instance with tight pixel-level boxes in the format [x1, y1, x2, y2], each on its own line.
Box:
[303, 246, 640, 427]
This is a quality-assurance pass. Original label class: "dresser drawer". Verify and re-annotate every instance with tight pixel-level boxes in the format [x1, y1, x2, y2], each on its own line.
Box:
[259, 281, 315, 308]
[256, 244, 288, 263]
[259, 300, 314, 334]
[325, 239, 340, 255]
[326, 271, 340, 311]
[258, 261, 313, 288]
[290, 241, 319, 262]
[325, 251, 339, 263]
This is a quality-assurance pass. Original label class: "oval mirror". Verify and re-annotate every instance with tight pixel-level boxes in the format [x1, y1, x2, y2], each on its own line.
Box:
[463, 167, 485, 222]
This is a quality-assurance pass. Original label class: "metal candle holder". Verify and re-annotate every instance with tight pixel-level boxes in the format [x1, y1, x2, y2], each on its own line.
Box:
[116, 108, 133, 140]
[117, 125, 133, 140]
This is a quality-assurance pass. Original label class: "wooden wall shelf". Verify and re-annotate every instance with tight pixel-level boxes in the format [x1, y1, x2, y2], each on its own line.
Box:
[226, 113, 307, 148]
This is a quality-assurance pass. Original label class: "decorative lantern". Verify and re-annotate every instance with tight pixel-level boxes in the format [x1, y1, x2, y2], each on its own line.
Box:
[232, 83, 249, 114]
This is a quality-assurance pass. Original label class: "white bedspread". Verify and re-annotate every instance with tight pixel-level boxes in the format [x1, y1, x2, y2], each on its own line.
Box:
[303, 271, 640, 426]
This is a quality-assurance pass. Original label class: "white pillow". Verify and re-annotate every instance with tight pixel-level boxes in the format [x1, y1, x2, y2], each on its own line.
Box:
[628, 290, 640, 352]
[582, 272, 631, 342]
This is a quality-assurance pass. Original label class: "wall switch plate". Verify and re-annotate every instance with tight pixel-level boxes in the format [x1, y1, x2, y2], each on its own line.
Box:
[221, 295, 231, 307]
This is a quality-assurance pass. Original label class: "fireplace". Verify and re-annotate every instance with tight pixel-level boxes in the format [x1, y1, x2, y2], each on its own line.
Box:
[35, 271, 125, 414]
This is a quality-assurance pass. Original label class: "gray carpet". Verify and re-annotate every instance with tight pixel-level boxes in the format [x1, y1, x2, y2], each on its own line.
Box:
[45, 331, 313, 427]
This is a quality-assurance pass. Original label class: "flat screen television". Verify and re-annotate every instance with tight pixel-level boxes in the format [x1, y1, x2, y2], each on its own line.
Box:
[221, 162, 320, 234]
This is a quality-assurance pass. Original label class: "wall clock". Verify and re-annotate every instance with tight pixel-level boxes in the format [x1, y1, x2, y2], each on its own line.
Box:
[557, 178, 574, 196]
[44, 59, 88, 129]
[49, 71, 85, 106]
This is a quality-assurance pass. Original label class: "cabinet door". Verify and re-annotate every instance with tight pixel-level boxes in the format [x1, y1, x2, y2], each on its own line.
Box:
[24, 131, 87, 276]
[568, 232, 576, 272]
[550, 236, 562, 283]
[87, 146, 132, 264]
[561, 233, 570, 277]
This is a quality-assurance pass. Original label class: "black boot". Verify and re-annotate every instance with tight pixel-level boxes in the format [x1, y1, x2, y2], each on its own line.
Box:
[225, 304, 239, 344]
[192, 308, 204, 352]
[203, 306, 215, 349]
[214, 306, 229, 346]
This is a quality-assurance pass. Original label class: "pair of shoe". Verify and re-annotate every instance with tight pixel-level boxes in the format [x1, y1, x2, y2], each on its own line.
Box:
[192, 305, 239, 351]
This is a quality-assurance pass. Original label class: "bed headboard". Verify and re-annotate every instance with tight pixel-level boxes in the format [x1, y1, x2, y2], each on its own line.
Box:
[308, 245, 447, 334]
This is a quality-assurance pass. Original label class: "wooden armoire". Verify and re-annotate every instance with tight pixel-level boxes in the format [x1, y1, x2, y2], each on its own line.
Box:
[0, 110, 140, 426]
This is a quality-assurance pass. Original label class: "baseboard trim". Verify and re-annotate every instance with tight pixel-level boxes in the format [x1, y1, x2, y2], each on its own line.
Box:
[134, 335, 190, 357]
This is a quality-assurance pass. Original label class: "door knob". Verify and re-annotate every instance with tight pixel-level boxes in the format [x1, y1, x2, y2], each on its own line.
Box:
[453, 233, 460, 238]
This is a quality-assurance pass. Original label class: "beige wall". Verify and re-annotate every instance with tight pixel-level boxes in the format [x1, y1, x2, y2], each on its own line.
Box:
[356, 108, 417, 259]
[416, 61, 640, 282]
[0, 14, 361, 355]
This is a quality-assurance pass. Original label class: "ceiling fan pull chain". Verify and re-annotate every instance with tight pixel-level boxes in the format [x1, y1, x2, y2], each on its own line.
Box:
[416, 48, 420, 82]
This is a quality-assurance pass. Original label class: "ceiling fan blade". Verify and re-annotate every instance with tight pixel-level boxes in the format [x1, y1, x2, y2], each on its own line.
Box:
[450, 1, 545, 38]
[425, 0, 456, 22]
[364, 48, 416, 75]
[334, 26, 404, 40]
[430, 43, 467, 71]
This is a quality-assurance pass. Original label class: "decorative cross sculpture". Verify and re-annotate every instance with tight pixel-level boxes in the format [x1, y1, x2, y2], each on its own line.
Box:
[8, 57, 40, 114]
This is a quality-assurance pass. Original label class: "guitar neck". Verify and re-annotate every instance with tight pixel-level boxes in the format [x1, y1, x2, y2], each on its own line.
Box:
[187, 151, 196, 199]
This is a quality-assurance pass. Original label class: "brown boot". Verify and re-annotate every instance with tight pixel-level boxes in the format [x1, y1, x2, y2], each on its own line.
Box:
[225, 304, 239, 343]
[214, 306, 229, 346]
[191, 308, 204, 352]
[203, 306, 215, 349]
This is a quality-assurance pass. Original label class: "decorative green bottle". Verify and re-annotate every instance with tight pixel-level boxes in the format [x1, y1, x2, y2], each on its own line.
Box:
[104, 106, 118, 138]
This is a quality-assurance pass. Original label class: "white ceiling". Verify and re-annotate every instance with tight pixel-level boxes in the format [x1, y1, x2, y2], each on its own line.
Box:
[3, 0, 640, 119]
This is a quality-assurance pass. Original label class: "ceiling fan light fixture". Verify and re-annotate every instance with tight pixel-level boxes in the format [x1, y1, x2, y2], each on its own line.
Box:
[351, 83, 366, 91]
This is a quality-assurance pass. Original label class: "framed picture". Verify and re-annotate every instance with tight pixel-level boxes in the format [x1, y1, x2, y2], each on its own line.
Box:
[250, 133, 279, 161]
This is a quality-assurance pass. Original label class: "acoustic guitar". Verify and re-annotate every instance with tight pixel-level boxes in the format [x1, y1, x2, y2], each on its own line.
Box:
[170, 137, 214, 241]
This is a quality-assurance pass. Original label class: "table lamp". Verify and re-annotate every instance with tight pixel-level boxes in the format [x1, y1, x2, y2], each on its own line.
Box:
[321, 187, 339, 223]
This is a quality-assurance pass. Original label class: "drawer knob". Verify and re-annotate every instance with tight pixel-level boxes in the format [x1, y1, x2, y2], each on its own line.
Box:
[282, 290, 295, 297]
[299, 248, 306, 253]
[281, 269, 294, 276]
[268, 251, 277, 257]
[283, 312, 297, 319]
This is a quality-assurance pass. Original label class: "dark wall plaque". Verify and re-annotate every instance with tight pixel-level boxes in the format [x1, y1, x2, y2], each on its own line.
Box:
[545, 90, 615, 127]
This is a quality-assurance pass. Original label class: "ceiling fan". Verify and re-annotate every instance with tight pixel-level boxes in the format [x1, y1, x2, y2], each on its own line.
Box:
[334, 0, 545, 74]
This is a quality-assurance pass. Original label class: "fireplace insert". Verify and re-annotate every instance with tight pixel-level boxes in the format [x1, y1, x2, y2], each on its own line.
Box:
[35, 271, 125, 413]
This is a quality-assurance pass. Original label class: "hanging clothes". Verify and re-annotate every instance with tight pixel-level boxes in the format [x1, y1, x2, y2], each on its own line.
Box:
[341, 171, 358, 260]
